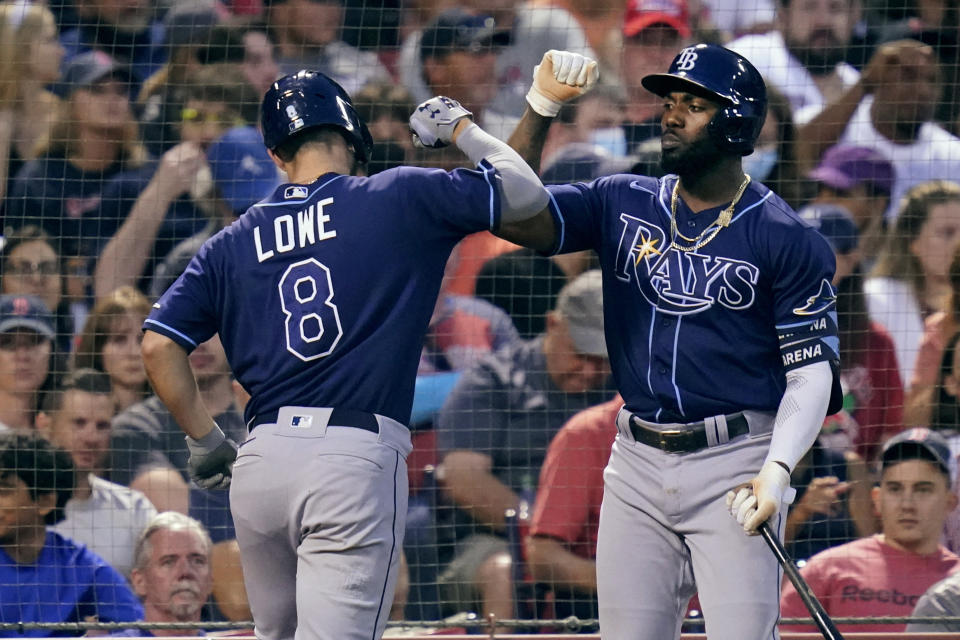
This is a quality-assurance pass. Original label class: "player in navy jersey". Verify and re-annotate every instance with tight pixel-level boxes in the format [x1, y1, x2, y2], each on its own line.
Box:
[139, 71, 549, 640]
[491, 47, 842, 639]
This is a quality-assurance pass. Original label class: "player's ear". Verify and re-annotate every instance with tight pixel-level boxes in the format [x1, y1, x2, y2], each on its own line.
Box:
[266, 148, 286, 172]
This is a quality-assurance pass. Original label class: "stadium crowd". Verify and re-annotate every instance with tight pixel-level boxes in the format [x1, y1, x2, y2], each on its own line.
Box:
[3, 0, 960, 634]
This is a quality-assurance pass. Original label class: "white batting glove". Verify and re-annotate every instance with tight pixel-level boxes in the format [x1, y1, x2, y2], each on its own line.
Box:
[185, 424, 238, 490]
[725, 461, 794, 535]
[526, 50, 600, 117]
[409, 96, 473, 149]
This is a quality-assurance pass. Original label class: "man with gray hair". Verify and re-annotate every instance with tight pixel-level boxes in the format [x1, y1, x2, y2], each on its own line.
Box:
[434, 269, 613, 621]
[112, 512, 214, 636]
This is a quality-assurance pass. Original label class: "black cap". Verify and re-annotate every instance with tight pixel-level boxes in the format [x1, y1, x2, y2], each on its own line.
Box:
[420, 9, 510, 60]
[881, 428, 953, 480]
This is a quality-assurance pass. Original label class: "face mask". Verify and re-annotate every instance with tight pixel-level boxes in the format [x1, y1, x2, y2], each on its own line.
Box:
[589, 127, 628, 158]
[742, 144, 778, 182]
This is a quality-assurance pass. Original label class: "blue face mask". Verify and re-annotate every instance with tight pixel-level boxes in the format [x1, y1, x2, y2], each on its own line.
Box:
[742, 144, 778, 182]
[589, 127, 628, 158]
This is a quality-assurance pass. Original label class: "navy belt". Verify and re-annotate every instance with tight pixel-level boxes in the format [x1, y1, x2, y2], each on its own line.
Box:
[250, 408, 380, 433]
[629, 413, 749, 454]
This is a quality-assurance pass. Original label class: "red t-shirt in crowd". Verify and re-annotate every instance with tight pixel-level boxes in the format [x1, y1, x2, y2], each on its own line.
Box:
[530, 396, 621, 559]
[848, 322, 904, 462]
[780, 534, 960, 633]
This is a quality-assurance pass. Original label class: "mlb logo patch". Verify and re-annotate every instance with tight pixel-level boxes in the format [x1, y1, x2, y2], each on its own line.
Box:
[284, 186, 309, 199]
[290, 415, 313, 429]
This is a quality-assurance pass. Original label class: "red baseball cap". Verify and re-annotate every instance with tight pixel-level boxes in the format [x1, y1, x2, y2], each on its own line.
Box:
[623, 0, 691, 39]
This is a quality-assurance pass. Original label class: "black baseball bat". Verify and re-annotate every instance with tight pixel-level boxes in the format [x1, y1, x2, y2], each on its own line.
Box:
[758, 521, 845, 640]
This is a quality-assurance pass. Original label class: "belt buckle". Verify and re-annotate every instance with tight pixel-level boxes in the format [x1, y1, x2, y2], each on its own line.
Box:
[658, 429, 686, 452]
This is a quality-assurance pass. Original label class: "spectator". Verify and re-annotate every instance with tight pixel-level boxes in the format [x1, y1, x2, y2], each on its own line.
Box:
[804, 145, 896, 268]
[0, 1, 64, 204]
[146, 126, 281, 300]
[59, 0, 166, 87]
[0, 295, 59, 431]
[727, 0, 861, 120]
[755, 84, 808, 209]
[0, 430, 143, 636]
[239, 25, 280, 96]
[0, 227, 74, 354]
[800, 190, 903, 462]
[418, 9, 510, 131]
[74, 287, 152, 413]
[907, 569, 960, 633]
[110, 334, 245, 514]
[398, 1, 592, 141]
[692, 0, 775, 40]
[266, 0, 390, 94]
[4, 51, 148, 266]
[866, 180, 960, 389]
[928, 331, 960, 553]
[112, 512, 215, 636]
[351, 82, 417, 174]
[541, 86, 628, 168]
[436, 270, 612, 621]
[474, 248, 571, 339]
[780, 428, 960, 634]
[907, 249, 960, 428]
[137, 8, 248, 156]
[619, 0, 690, 149]
[95, 66, 262, 299]
[526, 395, 620, 620]
[38, 368, 157, 577]
[797, 39, 960, 220]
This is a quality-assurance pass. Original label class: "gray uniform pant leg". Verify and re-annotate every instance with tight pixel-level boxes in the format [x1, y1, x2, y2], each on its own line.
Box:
[596, 431, 784, 640]
[230, 413, 411, 640]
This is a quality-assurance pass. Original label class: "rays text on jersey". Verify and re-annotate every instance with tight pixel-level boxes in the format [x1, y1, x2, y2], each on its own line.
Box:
[254, 197, 337, 263]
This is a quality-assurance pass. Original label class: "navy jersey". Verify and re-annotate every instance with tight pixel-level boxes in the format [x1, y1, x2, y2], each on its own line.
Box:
[547, 174, 838, 423]
[145, 164, 501, 425]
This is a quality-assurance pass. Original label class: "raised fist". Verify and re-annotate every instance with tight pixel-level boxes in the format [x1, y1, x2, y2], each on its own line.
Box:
[409, 96, 473, 149]
[526, 50, 600, 117]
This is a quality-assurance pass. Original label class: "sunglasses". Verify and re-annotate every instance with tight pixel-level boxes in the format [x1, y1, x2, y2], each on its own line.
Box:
[181, 107, 246, 127]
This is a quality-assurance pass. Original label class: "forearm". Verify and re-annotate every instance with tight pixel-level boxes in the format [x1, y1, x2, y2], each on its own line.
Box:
[794, 82, 866, 172]
[0, 111, 12, 204]
[526, 535, 597, 593]
[845, 453, 879, 537]
[441, 463, 519, 531]
[782, 503, 812, 543]
[765, 360, 833, 472]
[141, 331, 217, 440]
[506, 106, 553, 175]
[454, 122, 549, 222]
[94, 180, 174, 299]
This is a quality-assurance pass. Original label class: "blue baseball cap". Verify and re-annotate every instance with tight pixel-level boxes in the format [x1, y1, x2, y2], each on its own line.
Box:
[0, 295, 54, 339]
[881, 427, 953, 481]
[799, 204, 859, 255]
[207, 127, 280, 214]
[420, 9, 511, 60]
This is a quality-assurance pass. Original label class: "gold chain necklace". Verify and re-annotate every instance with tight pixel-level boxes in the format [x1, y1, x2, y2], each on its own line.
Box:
[670, 174, 751, 252]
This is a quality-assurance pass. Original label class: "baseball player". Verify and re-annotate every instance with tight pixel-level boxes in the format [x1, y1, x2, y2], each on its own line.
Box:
[138, 70, 549, 640]
[495, 46, 841, 639]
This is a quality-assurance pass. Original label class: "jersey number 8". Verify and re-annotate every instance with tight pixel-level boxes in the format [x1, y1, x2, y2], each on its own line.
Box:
[278, 258, 343, 361]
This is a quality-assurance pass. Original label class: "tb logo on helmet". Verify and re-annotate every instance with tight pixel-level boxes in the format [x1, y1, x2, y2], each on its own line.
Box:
[675, 48, 698, 71]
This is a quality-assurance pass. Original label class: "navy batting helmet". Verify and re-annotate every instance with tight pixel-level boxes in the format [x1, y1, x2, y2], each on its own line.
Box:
[641, 44, 767, 155]
[260, 70, 374, 163]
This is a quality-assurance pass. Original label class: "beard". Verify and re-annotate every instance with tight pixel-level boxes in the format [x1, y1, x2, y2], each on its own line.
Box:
[785, 33, 848, 75]
[659, 129, 726, 178]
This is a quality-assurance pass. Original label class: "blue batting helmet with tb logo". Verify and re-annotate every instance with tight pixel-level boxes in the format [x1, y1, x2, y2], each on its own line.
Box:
[641, 43, 767, 156]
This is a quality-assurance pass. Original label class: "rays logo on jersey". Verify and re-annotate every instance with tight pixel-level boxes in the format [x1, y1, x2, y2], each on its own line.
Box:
[614, 214, 759, 315]
[793, 279, 837, 315]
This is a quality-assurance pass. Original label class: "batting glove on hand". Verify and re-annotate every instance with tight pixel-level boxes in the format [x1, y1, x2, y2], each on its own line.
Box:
[726, 461, 794, 535]
[526, 50, 600, 117]
[185, 424, 238, 490]
[409, 96, 473, 149]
